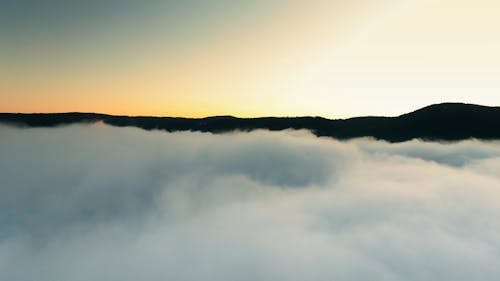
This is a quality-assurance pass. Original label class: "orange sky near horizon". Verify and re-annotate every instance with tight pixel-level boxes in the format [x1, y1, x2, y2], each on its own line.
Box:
[2, 0, 500, 118]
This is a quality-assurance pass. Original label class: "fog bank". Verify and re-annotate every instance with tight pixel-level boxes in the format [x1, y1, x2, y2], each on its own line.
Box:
[1, 124, 500, 281]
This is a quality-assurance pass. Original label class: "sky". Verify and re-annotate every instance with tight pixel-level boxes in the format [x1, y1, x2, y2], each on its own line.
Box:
[2, 124, 500, 280]
[1, 0, 500, 118]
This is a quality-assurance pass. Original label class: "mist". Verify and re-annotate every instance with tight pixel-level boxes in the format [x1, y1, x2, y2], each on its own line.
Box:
[1, 124, 500, 281]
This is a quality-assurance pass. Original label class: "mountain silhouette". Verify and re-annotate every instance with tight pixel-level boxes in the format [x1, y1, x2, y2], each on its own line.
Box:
[1, 103, 499, 142]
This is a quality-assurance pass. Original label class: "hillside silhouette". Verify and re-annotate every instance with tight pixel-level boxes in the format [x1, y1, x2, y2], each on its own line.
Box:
[1, 103, 499, 142]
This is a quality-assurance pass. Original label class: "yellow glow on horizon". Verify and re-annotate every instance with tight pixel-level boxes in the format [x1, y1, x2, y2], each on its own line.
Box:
[2, 0, 500, 118]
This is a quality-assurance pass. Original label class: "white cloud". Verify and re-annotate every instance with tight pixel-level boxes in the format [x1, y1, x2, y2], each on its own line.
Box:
[1, 124, 500, 281]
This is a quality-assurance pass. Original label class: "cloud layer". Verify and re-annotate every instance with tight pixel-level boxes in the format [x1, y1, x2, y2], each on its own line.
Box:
[1, 124, 500, 281]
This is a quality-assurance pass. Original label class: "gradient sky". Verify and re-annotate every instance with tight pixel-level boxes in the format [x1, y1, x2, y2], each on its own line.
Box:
[1, 0, 500, 118]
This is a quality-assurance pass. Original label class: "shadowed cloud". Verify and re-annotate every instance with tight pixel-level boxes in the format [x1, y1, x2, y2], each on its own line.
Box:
[1, 124, 500, 280]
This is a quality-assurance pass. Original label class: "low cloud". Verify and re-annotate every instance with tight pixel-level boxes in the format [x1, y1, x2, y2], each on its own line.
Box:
[1, 124, 500, 281]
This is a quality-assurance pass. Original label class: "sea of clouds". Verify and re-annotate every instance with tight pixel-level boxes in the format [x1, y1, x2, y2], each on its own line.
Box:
[1, 124, 500, 281]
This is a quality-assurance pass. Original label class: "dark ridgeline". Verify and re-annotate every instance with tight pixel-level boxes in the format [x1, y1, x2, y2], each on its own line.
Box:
[1, 103, 500, 142]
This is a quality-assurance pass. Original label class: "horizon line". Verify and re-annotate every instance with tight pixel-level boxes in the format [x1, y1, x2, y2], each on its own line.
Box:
[0, 102, 498, 120]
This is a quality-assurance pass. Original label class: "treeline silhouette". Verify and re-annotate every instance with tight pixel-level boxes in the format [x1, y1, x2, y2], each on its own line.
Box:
[1, 103, 500, 142]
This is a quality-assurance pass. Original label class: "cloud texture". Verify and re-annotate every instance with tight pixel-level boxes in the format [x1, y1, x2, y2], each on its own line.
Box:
[1, 124, 500, 281]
